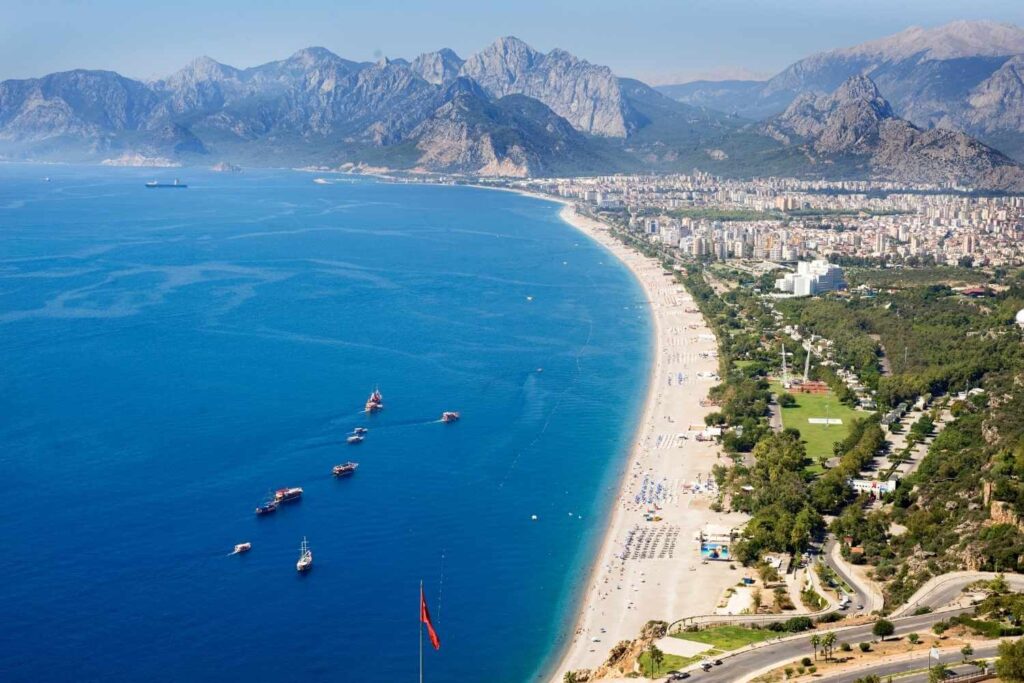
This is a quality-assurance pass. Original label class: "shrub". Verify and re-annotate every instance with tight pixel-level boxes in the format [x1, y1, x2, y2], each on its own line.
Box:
[816, 612, 843, 624]
[801, 657, 812, 667]
[908, 633, 920, 644]
[840, 642, 852, 652]
[808, 666, 817, 674]
[859, 642, 871, 652]
[782, 616, 814, 632]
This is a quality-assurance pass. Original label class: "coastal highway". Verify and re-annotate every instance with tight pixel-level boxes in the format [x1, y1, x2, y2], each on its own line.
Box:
[695, 608, 970, 683]
[810, 642, 998, 682]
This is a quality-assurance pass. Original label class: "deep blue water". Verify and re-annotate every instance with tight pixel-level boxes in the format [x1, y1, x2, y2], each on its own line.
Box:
[0, 165, 650, 683]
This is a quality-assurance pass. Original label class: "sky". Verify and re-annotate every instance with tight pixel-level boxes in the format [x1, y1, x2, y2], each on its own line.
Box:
[2, 0, 1024, 84]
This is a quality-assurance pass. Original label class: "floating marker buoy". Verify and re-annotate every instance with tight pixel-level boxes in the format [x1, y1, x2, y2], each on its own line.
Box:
[531, 515, 538, 521]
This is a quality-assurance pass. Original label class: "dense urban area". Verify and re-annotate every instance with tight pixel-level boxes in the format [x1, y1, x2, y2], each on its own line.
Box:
[517, 173, 1024, 268]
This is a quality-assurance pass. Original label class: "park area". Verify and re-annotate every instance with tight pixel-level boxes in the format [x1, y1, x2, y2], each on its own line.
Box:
[771, 382, 863, 471]
[638, 625, 782, 677]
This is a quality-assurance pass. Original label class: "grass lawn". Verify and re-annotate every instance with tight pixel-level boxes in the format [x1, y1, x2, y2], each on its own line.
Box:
[637, 652, 702, 678]
[672, 625, 777, 650]
[771, 382, 862, 469]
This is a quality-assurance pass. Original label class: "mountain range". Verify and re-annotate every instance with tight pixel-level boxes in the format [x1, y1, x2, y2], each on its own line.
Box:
[1, 31, 1023, 189]
[658, 20, 1024, 164]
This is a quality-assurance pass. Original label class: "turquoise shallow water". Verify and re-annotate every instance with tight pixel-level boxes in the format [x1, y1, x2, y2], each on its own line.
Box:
[0, 165, 651, 683]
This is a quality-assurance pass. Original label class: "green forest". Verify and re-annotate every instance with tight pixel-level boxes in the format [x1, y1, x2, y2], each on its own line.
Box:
[680, 263, 1024, 606]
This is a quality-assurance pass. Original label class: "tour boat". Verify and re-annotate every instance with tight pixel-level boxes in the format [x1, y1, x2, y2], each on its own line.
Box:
[353, 427, 368, 435]
[145, 179, 187, 188]
[274, 487, 303, 503]
[441, 411, 460, 423]
[296, 537, 313, 572]
[332, 462, 359, 477]
[365, 387, 383, 413]
[255, 499, 279, 515]
[346, 434, 364, 444]
[233, 542, 252, 554]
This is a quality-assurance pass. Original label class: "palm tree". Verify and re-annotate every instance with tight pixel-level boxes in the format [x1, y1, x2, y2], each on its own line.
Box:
[647, 642, 664, 679]
[822, 632, 837, 662]
[563, 673, 578, 683]
[810, 634, 821, 661]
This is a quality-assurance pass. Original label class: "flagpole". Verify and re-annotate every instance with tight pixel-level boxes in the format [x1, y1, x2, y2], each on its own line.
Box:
[419, 580, 424, 683]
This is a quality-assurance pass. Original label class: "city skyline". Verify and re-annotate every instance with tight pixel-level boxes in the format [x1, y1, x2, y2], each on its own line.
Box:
[3, 0, 1024, 84]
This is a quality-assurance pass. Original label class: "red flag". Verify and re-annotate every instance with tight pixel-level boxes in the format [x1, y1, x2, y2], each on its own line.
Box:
[420, 585, 441, 650]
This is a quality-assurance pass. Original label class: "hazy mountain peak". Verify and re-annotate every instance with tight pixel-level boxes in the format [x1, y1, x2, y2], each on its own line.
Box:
[832, 74, 889, 110]
[164, 56, 237, 86]
[459, 36, 629, 136]
[835, 19, 1024, 61]
[410, 48, 464, 85]
[287, 46, 343, 66]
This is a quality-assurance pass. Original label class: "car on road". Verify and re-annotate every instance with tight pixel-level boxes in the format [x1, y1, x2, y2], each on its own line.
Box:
[668, 674, 690, 681]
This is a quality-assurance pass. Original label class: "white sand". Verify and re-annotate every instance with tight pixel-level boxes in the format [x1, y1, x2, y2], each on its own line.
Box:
[545, 205, 747, 680]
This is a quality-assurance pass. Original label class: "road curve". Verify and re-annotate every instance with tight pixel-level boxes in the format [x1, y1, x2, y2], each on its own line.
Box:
[892, 571, 1024, 618]
[823, 537, 884, 614]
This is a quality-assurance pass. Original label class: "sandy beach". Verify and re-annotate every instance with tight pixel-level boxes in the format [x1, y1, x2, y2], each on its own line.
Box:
[548, 205, 747, 680]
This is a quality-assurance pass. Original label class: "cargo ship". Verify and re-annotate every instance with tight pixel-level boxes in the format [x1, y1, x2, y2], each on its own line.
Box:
[145, 179, 187, 188]
[332, 462, 359, 477]
[365, 388, 383, 413]
[274, 487, 303, 503]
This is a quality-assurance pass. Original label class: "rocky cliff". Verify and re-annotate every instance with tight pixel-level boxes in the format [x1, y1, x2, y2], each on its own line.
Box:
[768, 75, 1024, 190]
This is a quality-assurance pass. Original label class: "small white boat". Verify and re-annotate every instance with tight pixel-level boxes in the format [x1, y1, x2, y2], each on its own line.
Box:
[232, 542, 252, 554]
[347, 434, 364, 444]
[296, 537, 313, 572]
[313, 178, 329, 185]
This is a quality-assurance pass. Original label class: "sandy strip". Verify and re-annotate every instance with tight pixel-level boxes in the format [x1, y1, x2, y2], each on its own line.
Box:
[538, 204, 747, 681]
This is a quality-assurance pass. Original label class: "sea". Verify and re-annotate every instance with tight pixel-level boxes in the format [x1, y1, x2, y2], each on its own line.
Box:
[0, 164, 651, 683]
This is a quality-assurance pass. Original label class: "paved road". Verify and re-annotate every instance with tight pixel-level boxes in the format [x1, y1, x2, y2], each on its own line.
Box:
[695, 608, 970, 683]
[813, 642, 998, 682]
[893, 572, 1024, 618]
[822, 537, 879, 615]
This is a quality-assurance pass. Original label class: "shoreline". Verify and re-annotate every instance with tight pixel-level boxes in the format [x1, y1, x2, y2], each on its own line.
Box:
[525, 199, 745, 682]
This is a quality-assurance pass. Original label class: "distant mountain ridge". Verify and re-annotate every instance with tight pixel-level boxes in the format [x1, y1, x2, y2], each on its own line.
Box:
[765, 75, 1024, 190]
[1, 34, 1022, 187]
[657, 20, 1024, 163]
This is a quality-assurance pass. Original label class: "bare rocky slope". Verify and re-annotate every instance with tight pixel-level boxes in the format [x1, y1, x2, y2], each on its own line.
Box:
[766, 75, 1024, 190]
[659, 20, 1024, 162]
[1, 35, 1022, 186]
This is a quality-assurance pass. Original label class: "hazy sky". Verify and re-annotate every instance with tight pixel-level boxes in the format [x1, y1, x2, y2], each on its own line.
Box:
[3, 0, 1024, 84]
